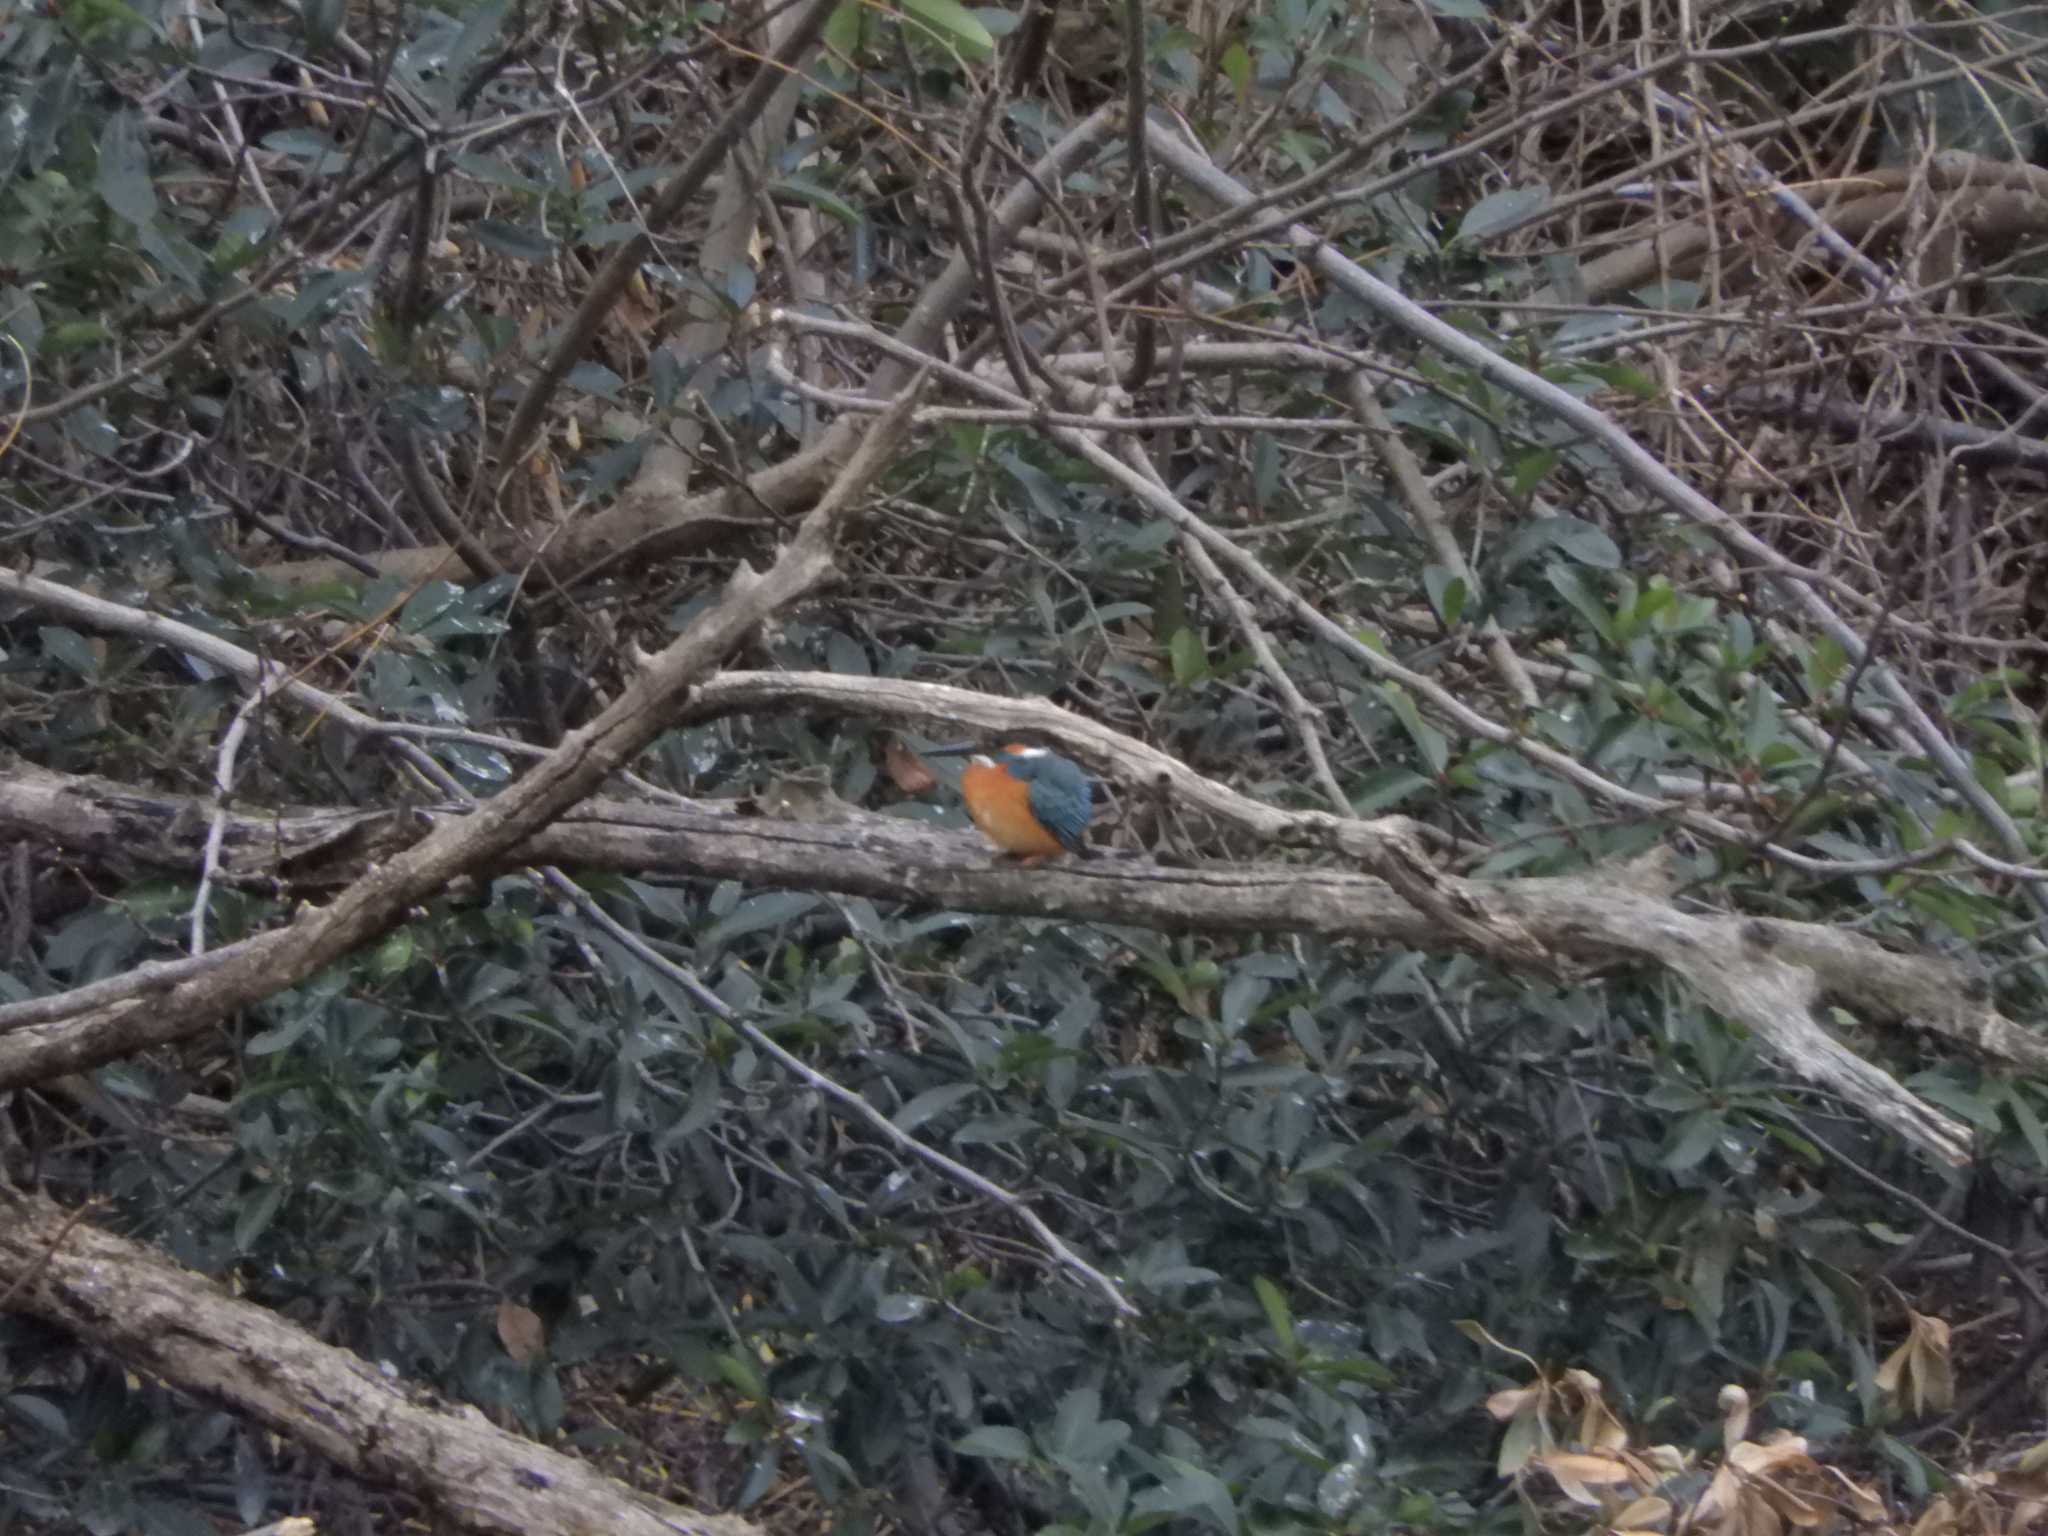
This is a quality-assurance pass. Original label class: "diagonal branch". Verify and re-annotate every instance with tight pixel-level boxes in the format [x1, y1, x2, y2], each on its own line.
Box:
[1140, 121, 2048, 940]
[491, 0, 840, 479]
[0, 1186, 762, 1536]
[0, 377, 924, 1094]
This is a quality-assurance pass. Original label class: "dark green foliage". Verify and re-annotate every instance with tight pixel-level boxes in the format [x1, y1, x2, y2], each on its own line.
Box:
[7, 0, 2048, 1528]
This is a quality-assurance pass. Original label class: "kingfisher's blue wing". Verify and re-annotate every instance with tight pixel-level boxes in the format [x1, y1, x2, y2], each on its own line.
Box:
[1027, 764, 1094, 854]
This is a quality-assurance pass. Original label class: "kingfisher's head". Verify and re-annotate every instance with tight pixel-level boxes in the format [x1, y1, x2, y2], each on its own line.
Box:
[929, 740, 1052, 774]
[990, 743, 1052, 777]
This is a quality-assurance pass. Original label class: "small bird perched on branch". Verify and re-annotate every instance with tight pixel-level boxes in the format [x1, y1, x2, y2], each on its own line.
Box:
[927, 742, 1095, 861]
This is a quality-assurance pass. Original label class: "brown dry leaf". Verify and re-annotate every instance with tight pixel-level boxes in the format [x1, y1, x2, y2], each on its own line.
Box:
[1909, 1491, 1962, 1536]
[1536, 1450, 1637, 1506]
[1615, 1495, 1675, 1530]
[496, 1299, 545, 1363]
[1877, 1312, 1954, 1416]
[1728, 1433, 1814, 1476]
[884, 736, 938, 794]
[1698, 1437, 1820, 1536]
[1696, 1461, 1747, 1529]
[1565, 1372, 1629, 1454]
[1818, 1466, 1888, 1523]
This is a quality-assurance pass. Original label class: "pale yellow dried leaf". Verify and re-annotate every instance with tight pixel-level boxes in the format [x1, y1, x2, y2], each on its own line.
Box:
[1540, 1452, 1638, 1486]
[1819, 1466, 1888, 1523]
[1720, 1384, 1754, 1451]
[1458, 1319, 1542, 1373]
[1488, 1386, 1539, 1421]
[1579, 1389, 1631, 1453]
[1906, 1313, 1954, 1413]
[1908, 1493, 1959, 1536]
[1537, 1451, 1628, 1505]
[1696, 1463, 1744, 1525]
[1728, 1435, 1813, 1475]
[1644, 1445, 1691, 1476]
[1875, 1337, 1911, 1395]
[1615, 1496, 1675, 1529]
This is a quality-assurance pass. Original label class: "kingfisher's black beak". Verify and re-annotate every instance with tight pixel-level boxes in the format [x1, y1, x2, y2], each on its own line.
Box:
[923, 741, 981, 757]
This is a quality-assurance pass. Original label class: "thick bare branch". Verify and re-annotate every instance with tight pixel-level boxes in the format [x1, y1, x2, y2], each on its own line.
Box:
[0, 1186, 760, 1536]
[1, 729, 2013, 1166]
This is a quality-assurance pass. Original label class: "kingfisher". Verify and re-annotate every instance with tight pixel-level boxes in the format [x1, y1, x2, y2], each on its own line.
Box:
[927, 742, 1096, 861]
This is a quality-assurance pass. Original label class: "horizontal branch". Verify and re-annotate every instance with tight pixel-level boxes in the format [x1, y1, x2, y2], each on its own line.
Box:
[2, 748, 2013, 1164]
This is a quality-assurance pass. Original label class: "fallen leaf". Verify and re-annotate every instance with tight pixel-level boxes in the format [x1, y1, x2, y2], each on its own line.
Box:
[884, 736, 937, 794]
[497, 1299, 545, 1363]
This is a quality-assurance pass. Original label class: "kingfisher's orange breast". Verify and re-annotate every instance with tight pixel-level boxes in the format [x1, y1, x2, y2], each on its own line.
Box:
[959, 761, 1068, 856]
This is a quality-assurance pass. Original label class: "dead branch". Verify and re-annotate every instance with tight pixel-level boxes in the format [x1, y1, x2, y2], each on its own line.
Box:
[0, 732, 2017, 1165]
[0, 379, 924, 1093]
[0, 1185, 761, 1536]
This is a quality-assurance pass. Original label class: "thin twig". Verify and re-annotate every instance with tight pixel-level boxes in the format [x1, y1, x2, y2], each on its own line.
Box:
[541, 869, 1138, 1317]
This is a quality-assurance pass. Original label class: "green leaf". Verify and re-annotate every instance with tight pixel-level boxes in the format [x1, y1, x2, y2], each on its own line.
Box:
[1547, 565, 1614, 644]
[1662, 1110, 1723, 1171]
[715, 1351, 768, 1399]
[39, 627, 99, 679]
[473, 220, 558, 263]
[955, 1425, 1034, 1460]
[773, 174, 864, 227]
[893, 1082, 977, 1132]
[441, 0, 512, 88]
[566, 361, 625, 399]
[1132, 1457, 1241, 1536]
[1572, 361, 1659, 400]
[1999, 1084, 2048, 1170]
[96, 109, 157, 225]
[1423, 566, 1467, 628]
[1500, 515, 1619, 573]
[233, 1183, 284, 1253]
[1220, 41, 1251, 97]
[823, 0, 866, 55]
[1168, 627, 1209, 685]
[1456, 184, 1549, 243]
[370, 928, 415, 978]
[1507, 447, 1558, 498]
[1253, 1275, 1296, 1354]
[301, 0, 344, 48]
[898, 0, 995, 59]
[1910, 1074, 2002, 1131]
[1378, 683, 1447, 775]
[41, 321, 112, 356]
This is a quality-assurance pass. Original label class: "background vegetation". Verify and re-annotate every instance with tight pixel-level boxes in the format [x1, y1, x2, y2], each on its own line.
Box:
[7, 0, 2048, 1530]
